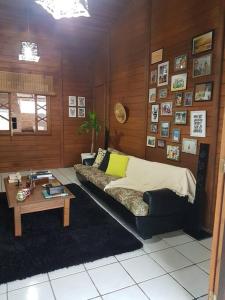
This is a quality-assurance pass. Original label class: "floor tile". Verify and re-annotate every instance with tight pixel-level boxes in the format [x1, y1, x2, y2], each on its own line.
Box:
[88, 262, 134, 295]
[197, 296, 208, 300]
[0, 294, 7, 300]
[84, 256, 117, 270]
[170, 265, 209, 298]
[175, 241, 211, 264]
[197, 260, 210, 274]
[159, 230, 194, 246]
[8, 282, 54, 300]
[199, 238, 212, 250]
[51, 271, 99, 300]
[8, 273, 49, 291]
[150, 248, 193, 272]
[102, 285, 148, 300]
[121, 254, 166, 283]
[139, 274, 193, 300]
[115, 249, 145, 261]
[48, 264, 85, 280]
[142, 236, 171, 253]
[0, 285, 6, 295]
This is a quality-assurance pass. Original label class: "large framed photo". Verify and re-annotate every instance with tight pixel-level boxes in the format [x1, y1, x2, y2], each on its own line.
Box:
[190, 110, 206, 137]
[78, 107, 86, 118]
[78, 96, 86, 107]
[184, 91, 193, 106]
[149, 88, 157, 103]
[182, 138, 198, 155]
[193, 54, 212, 78]
[151, 104, 159, 123]
[157, 61, 169, 86]
[151, 48, 163, 64]
[172, 128, 181, 143]
[150, 69, 157, 84]
[150, 123, 158, 133]
[69, 96, 76, 106]
[161, 102, 173, 116]
[174, 54, 187, 71]
[160, 121, 170, 138]
[171, 73, 187, 91]
[147, 136, 156, 148]
[192, 30, 214, 55]
[167, 145, 180, 161]
[158, 88, 168, 99]
[174, 111, 187, 125]
[69, 107, 76, 118]
[195, 82, 213, 101]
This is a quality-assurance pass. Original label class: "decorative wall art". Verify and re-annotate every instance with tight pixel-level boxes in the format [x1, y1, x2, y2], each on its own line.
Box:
[151, 104, 159, 123]
[158, 88, 168, 99]
[78, 107, 86, 118]
[195, 82, 213, 101]
[174, 111, 187, 125]
[151, 48, 163, 64]
[149, 88, 157, 103]
[192, 30, 214, 55]
[150, 123, 158, 133]
[193, 54, 212, 78]
[157, 61, 169, 86]
[172, 128, 181, 143]
[174, 92, 183, 106]
[147, 136, 156, 147]
[161, 102, 173, 116]
[184, 91, 193, 106]
[157, 139, 165, 148]
[182, 138, 198, 155]
[69, 96, 76, 106]
[167, 145, 180, 161]
[69, 107, 76, 118]
[150, 70, 157, 84]
[171, 73, 187, 91]
[78, 96, 86, 107]
[174, 54, 187, 71]
[190, 110, 206, 137]
[160, 121, 170, 138]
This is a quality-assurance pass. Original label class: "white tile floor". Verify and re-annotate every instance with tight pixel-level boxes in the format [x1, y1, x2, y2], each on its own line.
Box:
[0, 168, 212, 300]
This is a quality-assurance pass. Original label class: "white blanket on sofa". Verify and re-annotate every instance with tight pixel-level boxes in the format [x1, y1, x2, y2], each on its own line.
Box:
[104, 156, 196, 203]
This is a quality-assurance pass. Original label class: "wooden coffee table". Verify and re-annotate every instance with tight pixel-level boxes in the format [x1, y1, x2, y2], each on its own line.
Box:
[4, 177, 74, 237]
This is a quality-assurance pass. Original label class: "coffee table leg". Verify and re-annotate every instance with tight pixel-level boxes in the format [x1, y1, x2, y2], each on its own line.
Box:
[63, 198, 70, 227]
[14, 207, 22, 236]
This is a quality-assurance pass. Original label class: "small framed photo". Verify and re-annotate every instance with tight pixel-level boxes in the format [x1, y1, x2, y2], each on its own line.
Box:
[150, 69, 157, 84]
[147, 136, 156, 147]
[172, 128, 181, 143]
[182, 138, 198, 155]
[151, 104, 159, 123]
[161, 102, 173, 116]
[174, 111, 187, 125]
[195, 82, 213, 101]
[167, 145, 180, 161]
[149, 88, 157, 103]
[192, 30, 214, 55]
[150, 123, 158, 133]
[69, 107, 76, 118]
[184, 91, 193, 106]
[78, 96, 86, 107]
[190, 110, 206, 137]
[160, 121, 170, 138]
[157, 139, 166, 148]
[171, 73, 187, 91]
[174, 92, 183, 106]
[69, 96, 76, 106]
[158, 61, 169, 86]
[174, 54, 187, 71]
[78, 107, 86, 118]
[151, 48, 163, 64]
[193, 54, 212, 78]
[158, 88, 168, 99]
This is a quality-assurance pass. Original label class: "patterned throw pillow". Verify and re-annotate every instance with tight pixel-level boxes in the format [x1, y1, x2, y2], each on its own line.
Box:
[92, 148, 106, 168]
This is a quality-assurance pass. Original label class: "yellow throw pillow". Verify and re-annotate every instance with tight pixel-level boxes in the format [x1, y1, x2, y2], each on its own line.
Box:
[106, 153, 129, 177]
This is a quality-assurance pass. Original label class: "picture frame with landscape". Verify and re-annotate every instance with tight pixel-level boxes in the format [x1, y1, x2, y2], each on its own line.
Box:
[171, 73, 187, 92]
[195, 82, 213, 101]
[182, 138, 198, 155]
[174, 111, 187, 125]
[147, 136, 156, 147]
[193, 54, 212, 78]
[174, 54, 187, 71]
[158, 88, 168, 99]
[157, 139, 165, 148]
[157, 61, 169, 86]
[149, 88, 157, 103]
[172, 128, 181, 143]
[192, 30, 213, 55]
[160, 121, 170, 138]
[166, 145, 180, 161]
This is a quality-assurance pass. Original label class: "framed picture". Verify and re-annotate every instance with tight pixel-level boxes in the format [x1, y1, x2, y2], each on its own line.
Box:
[184, 91, 193, 106]
[147, 136, 156, 147]
[161, 102, 173, 116]
[150, 123, 158, 133]
[174, 54, 187, 71]
[150, 69, 157, 84]
[69, 96, 76, 106]
[78, 107, 86, 118]
[190, 110, 206, 137]
[157, 61, 169, 86]
[174, 111, 187, 125]
[149, 88, 157, 103]
[172, 128, 181, 143]
[167, 145, 180, 161]
[151, 104, 159, 123]
[174, 92, 183, 106]
[171, 73, 187, 91]
[78, 96, 86, 107]
[157, 139, 165, 148]
[195, 82, 213, 101]
[192, 30, 214, 55]
[193, 54, 212, 78]
[160, 121, 170, 138]
[182, 138, 198, 155]
[69, 107, 76, 118]
[151, 48, 163, 64]
[159, 88, 168, 99]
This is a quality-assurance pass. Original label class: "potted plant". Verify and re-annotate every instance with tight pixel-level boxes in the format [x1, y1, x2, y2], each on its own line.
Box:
[79, 111, 101, 154]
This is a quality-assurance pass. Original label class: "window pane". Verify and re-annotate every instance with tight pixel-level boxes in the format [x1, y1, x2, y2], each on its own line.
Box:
[0, 93, 9, 130]
[37, 95, 47, 131]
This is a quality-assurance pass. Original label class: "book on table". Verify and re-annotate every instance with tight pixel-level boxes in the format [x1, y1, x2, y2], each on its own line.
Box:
[42, 189, 69, 199]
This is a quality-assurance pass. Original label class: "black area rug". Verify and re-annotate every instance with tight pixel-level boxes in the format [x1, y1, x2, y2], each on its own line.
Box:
[0, 183, 142, 284]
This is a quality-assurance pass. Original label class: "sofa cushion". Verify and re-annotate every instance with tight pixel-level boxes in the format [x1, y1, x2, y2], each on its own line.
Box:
[98, 150, 111, 172]
[106, 153, 129, 177]
[92, 148, 106, 168]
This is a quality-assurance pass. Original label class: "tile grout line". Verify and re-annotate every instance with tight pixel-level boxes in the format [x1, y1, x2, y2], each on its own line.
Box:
[83, 261, 102, 298]
[47, 273, 57, 300]
[167, 273, 196, 299]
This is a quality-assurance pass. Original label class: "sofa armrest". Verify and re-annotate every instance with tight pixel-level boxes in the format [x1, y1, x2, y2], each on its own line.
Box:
[83, 158, 95, 166]
[143, 189, 188, 216]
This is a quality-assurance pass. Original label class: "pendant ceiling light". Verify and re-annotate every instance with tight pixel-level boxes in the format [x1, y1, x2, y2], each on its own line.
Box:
[35, 0, 90, 20]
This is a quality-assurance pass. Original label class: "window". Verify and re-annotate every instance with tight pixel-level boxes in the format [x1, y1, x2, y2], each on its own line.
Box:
[0, 92, 50, 134]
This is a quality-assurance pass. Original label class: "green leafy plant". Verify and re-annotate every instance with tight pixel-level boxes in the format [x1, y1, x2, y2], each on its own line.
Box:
[79, 111, 101, 154]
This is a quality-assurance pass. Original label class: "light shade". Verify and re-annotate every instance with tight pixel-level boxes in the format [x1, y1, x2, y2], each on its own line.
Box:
[35, 0, 90, 20]
[18, 42, 40, 62]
